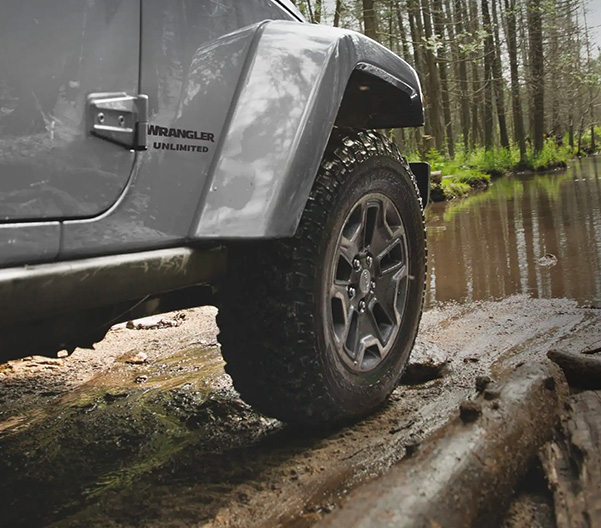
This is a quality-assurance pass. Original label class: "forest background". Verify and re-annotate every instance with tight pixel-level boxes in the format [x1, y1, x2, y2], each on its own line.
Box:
[290, 0, 601, 199]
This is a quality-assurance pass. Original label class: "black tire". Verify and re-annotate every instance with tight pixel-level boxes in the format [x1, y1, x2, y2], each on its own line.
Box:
[217, 129, 426, 426]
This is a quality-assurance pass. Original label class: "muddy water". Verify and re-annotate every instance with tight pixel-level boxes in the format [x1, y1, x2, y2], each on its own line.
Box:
[425, 156, 601, 308]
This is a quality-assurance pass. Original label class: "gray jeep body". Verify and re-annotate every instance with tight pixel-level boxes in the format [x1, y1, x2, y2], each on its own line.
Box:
[0, 0, 426, 359]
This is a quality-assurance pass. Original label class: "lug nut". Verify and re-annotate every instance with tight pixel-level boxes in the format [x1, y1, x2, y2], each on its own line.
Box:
[353, 258, 361, 271]
[348, 286, 356, 299]
[366, 255, 373, 267]
[359, 300, 366, 313]
[371, 280, 376, 291]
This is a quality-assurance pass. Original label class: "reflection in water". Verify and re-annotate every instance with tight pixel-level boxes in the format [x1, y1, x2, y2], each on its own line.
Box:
[424, 156, 601, 307]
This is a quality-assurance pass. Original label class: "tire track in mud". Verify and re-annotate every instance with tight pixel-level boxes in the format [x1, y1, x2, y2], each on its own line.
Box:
[0, 297, 599, 528]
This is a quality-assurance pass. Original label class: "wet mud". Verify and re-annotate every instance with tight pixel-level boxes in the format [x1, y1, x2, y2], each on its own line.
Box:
[1, 297, 599, 527]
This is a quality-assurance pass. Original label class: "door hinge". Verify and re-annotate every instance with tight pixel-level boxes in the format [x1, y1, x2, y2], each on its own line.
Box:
[87, 93, 148, 151]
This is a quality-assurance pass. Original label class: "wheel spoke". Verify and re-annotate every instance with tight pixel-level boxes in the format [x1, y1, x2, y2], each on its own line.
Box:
[364, 306, 385, 346]
[362, 202, 380, 250]
[339, 241, 358, 268]
[344, 310, 361, 358]
[353, 310, 386, 370]
[330, 282, 352, 306]
[377, 238, 406, 277]
[340, 202, 364, 259]
[383, 200, 405, 239]
[330, 282, 353, 342]
[374, 266, 406, 325]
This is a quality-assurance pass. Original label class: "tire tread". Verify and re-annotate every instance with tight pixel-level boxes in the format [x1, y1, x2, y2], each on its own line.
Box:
[217, 129, 427, 425]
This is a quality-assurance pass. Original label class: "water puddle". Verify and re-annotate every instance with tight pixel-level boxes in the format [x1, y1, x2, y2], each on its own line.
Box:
[425, 156, 601, 308]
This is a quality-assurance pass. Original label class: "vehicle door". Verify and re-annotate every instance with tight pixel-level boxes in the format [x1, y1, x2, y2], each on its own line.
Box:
[0, 0, 140, 228]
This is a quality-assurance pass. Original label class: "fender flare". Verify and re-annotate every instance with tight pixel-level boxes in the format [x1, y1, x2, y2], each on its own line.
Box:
[191, 21, 424, 239]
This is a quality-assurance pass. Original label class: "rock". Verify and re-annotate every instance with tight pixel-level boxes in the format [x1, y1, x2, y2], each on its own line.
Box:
[404, 442, 420, 457]
[484, 388, 501, 400]
[540, 391, 601, 528]
[196, 338, 219, 347]
[537, 253, 558, 267]
[126, 313, 186, 330]
[459, 400, 482, 423]
[135, 375, 149, 383]
[583, 346, 601, 355]
[104, 391, 129, 402]
[400, 343, 449, 385]
[475, 375, 493, 393]
[30, 356, 63, 367]
[431, 170, 443, 184]
[124, 351, 148, 365]
[57, 350, 69, 358]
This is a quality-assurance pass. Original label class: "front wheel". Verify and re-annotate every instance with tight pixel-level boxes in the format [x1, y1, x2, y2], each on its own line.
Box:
[217, 130, 426, 426]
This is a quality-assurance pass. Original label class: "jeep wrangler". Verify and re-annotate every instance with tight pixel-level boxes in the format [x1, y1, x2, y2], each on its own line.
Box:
[0, 0, 429, 425]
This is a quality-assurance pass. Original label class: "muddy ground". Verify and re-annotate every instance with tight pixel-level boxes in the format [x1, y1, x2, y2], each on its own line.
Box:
[1, 296, 600, 528]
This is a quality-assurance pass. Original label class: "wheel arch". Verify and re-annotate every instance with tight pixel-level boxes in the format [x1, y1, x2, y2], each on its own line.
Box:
[190, 21, 424, 239]
[335, 64, 423, 130]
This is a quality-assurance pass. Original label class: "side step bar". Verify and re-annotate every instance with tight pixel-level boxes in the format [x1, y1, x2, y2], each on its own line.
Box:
[0, 247, 226, 325]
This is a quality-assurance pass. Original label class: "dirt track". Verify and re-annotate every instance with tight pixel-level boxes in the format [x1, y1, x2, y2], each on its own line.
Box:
[0, 296, 600, 528]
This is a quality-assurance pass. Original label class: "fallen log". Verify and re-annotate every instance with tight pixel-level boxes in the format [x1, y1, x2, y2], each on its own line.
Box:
[547, 349, 601, 389]
[317, 362, 567, 528]
[540, 391, 601, 528]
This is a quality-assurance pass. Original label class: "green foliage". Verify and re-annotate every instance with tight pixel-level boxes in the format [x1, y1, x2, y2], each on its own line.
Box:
[527, 139, 572, 171]
[466, 147, 518, 176]
[451, 171, 490, 187]
[580, 125, 601, 152]
[422, 148, 446, 171]
[441, 180, 471, 197]
[412, 140, 574, 202]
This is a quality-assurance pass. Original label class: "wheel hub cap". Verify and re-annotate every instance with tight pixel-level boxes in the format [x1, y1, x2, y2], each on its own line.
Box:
[359, 269, 371, 295]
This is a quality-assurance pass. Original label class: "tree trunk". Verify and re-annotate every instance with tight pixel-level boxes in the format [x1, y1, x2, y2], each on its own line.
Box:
[432, 0, 455, 157]
[321, 363, 566, 528]
[490, 0, 510, 148]
[305, 0, 314, 23]
[314, 0, 322, 23]
[528, 0, 544, 152]
[453, 0, 471, 148]
[396, 2, 412, 59]
[421, 0, 446, 152]
[584, 8, 596, 152]
[468, 0, 483, 148]
[481, 0, 494, 149]
[548, 349, 601, 390]
[333, 0, 342, 27]
[549, 7, 561, 139]
[408, 0, 432, 150]
[363, 0, 379, 40]
[503, 0, 527, 161]
[540, 391, 601, 528]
